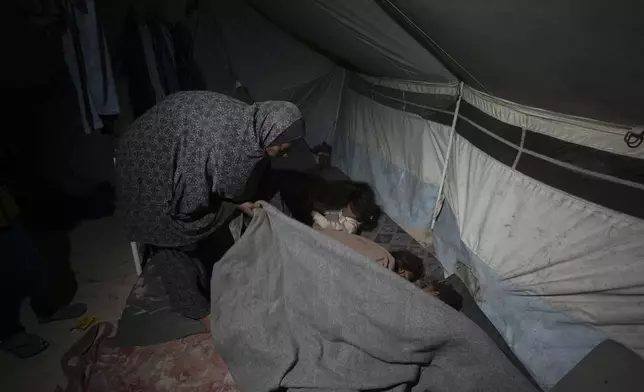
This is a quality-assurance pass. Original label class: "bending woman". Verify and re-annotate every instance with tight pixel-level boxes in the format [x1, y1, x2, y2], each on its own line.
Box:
[116, 91, 303, 314]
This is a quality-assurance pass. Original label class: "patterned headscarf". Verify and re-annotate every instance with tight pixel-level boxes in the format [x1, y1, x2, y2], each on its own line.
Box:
[204, 99, 303, 200]
[116, 91, 302, 246]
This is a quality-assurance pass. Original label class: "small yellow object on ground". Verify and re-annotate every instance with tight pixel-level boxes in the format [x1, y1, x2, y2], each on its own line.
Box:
[70, 316, 97, 332]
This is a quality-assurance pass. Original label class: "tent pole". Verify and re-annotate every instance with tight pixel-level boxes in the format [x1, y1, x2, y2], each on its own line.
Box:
[330, 68, 347, 143]
[430, 82, 464, 229]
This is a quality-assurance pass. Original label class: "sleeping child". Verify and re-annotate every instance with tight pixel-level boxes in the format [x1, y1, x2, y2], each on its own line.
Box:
[390, 250, 463, 310]
[422, 280, 463, 311]
[311, 182, 378, 234]
[390, 250, 425, 283]
[317, 230, 463, 311]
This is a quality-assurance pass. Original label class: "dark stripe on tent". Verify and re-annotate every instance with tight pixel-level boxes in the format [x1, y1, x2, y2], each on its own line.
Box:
[455, 118, 518, 166]
[454, 106, 644, 218]
[523, 131, 644, 186]
[348, 73, 643, 218]
[457, 100, 644, 186]
[405, 104, 454, 125]
[405, 90, 456, 110]
[348, 75, 454, 126]
[460, 102, 522, 145]
[361, 92, 453, 126]
[516, 155, 644, 219]
[349, 75, 456, 110]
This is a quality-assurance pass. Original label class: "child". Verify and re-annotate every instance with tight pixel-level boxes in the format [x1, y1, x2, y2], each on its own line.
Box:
[311, 182, 378, 234]
[390, 250, 425, 283]
[423, 280, 463, 311]
[391, 251, 463, 311]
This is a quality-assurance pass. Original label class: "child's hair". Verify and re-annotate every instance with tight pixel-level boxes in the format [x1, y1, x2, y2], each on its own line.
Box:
[390, 250, 425, 283]
[347, 182, 379, 225]
[431, 280, 464, 311]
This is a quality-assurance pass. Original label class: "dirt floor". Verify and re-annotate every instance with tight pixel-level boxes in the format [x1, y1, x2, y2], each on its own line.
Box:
[0, 216, 137, 392]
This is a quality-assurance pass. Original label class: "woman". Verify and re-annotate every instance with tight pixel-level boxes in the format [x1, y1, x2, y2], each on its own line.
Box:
[117, 91, 303, 247]
[116, 91, 303, 316]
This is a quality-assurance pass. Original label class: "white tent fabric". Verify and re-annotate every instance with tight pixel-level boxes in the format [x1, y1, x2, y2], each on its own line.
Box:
[432, 203, 609, 388]
[443, 98, 644, 353]
[331, 74, 644, 388]
[334, 88, 450, 228]
[462, 87, 642, 158]
[442, 132, 644, 385]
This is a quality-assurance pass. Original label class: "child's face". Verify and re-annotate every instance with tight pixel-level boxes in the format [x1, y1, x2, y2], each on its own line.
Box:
[422, 284, 440, 297]
[397, 268, 413, 281]
[342, 204, 357, 220]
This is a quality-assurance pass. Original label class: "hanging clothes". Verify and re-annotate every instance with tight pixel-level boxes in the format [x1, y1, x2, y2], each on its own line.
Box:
[150, 23, 180, 95]
[2, 1, 67, 90]
[170, 23, 206, 92]
[121, 11, 156, 118]
[62, 0, 119, 134]
[138, 22, 166, 102]
[121, 11, 207, 117]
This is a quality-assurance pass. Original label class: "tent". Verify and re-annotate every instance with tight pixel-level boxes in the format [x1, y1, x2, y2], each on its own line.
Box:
[103, 0, 644, 388]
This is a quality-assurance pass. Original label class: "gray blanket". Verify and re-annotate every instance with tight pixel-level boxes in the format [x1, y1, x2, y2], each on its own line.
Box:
[210, 204, 537, 392]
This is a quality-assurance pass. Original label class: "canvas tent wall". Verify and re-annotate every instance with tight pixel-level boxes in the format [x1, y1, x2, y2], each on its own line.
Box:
[331, 72, 643, 389]
[103, 0, 644, 389]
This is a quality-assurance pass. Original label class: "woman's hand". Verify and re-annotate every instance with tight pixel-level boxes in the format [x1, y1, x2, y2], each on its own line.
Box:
[238, 202, 259, 216]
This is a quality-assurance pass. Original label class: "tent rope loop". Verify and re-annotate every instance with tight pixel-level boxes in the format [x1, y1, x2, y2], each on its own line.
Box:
[624, 128, 643, 148]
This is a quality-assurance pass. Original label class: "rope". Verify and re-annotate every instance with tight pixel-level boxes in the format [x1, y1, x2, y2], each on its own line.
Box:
[430, 82, 463, 230]
[624, 129, 644, 148]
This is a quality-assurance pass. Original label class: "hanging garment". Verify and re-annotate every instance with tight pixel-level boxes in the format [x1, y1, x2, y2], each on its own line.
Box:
[62, 0, 119, 134]
[170, 23, 207, 92]
[121, 12, 156, 118]
[138, 23, 166, 103]
[150, 23, 180, 96]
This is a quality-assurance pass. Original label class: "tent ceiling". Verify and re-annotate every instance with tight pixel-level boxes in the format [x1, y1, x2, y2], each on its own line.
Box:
[251, 0, 644, 125]
[249, 0, 456, 82]
[209, 1, 335, 100]
[383, 0, 644, 125]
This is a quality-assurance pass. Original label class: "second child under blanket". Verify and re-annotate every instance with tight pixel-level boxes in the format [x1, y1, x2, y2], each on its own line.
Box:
[318, 228, 462, 311]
